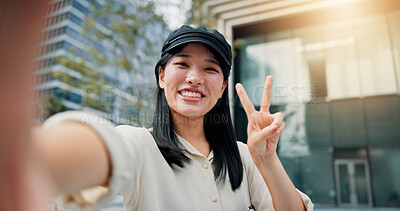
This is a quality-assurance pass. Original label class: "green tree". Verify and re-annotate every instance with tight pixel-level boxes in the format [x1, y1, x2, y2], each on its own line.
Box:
[38, 0, 168, 125]
[36, 95, 68, 121]
[81, 0, 168, 125]
[185, 0, 219, 28]
[185, 0, 243, 58]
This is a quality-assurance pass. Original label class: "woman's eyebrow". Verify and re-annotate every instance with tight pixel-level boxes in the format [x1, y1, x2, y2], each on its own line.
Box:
[175, 53, 219, 66]
[206, 59, 220, 66]
[175, 53, 191, 58]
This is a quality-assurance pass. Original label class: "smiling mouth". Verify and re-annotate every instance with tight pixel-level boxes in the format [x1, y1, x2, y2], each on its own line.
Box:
[179, 91, 204, 98]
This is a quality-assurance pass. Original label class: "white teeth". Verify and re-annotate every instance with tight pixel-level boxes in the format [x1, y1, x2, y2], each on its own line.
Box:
[181, 91, 202, 98]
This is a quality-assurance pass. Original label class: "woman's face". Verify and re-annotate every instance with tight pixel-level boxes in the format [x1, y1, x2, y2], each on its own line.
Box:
[159, 43, 227, 120]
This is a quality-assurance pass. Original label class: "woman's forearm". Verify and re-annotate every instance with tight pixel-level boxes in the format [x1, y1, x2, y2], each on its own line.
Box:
[252, 152, 306, 211]
[33, 121, 111, 195]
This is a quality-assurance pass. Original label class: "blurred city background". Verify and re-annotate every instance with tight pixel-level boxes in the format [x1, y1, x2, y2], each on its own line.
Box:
[34, 0, 400, 210]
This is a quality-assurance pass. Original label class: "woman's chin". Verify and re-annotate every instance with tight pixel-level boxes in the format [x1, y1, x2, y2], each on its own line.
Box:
[171, 108, 208, 120]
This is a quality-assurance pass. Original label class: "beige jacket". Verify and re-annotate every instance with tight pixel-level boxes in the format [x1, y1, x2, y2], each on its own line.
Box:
[44, 111, 314, 211]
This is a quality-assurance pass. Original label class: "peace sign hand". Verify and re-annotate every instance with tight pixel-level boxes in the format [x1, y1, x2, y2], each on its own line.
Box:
[235, 76, 285, 158]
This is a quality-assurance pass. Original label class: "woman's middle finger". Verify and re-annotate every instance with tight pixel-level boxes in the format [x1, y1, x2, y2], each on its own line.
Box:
[260, 75, 273, 113]
[270, 112, 284, 129]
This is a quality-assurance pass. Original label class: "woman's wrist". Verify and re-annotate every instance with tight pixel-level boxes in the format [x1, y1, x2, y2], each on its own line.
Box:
[251, 151, 279, 170]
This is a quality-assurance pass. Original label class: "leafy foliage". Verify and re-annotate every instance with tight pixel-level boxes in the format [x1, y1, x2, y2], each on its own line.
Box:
[79, 0, 168, 124]
[36, 95, 68, 121]
[38, 0, 168, 125]
[185, 0, 219, 28]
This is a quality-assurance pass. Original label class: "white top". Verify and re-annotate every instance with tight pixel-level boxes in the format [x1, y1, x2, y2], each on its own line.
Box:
[44, 111, 314, 211]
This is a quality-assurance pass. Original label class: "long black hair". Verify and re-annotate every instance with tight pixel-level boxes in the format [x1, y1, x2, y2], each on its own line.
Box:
[152, 44, 243, 190]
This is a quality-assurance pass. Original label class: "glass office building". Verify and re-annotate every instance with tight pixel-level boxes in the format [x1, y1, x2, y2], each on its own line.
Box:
[34, 0, 166, 125]
[209, 0, 400, 208]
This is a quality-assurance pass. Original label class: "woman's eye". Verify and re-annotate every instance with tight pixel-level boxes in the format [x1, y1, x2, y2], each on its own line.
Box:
[175, 62, 189, 67]
[205, 68, 219, 73]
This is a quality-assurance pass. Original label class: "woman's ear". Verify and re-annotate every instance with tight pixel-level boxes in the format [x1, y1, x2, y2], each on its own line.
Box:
[220, 81, 228, 98]
[158, 66, 165, 89]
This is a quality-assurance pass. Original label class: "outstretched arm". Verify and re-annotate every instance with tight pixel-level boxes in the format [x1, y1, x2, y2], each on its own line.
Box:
[235, 76, 305, 211]
[33, 121, 111, 196]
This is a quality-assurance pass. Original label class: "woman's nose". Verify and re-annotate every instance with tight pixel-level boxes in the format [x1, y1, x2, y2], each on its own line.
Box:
[185, 69, 204, 85]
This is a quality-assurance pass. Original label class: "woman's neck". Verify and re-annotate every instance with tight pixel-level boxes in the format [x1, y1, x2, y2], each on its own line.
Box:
[171, 113, 211, 157]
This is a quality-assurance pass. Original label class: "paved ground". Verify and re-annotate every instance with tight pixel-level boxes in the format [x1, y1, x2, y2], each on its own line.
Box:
[315, 208, 400, 211]
[62, 205, 400, 211]
[100, 205, 400, 211]
[101, 206, 400, 211]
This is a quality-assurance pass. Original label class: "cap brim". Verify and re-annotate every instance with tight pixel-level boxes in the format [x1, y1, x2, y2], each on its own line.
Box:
[163, 37, 231, 66]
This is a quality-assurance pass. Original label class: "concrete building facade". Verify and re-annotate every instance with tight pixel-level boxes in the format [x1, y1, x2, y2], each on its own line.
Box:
[205, 0, 400, 208]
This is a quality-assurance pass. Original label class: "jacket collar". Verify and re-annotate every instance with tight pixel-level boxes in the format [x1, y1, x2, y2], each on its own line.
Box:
[174, 132, 214, 161]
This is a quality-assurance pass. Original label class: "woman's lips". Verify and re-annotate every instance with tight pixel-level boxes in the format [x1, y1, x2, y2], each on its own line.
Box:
[178, 90, 205, 102]
[180, 90, 202, 98]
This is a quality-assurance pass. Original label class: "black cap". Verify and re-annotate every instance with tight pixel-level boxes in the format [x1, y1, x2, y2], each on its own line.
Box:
[161, 25, 232, 67]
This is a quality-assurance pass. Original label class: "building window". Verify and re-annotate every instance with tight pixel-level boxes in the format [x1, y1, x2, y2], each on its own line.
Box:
[308, 59, 327, 98]
[72, 1, 90, 15]
[388, 11, 400, 92]
[47, 0, 72, 15]
[280, 149, 335, 204]
[237, 11, 400, 101]
[40, 41, 62, 55]
[370, 148, 400, 207]
[44, 12, 70, 28]
[238, 35, 265, 107]
[41, 26, 67, 41]
[36, 58, 59, 70]
[69, 13, 83, 25]
[322, 20, 360, 99]
[354, 14, 397, 96]
[293, 25, 325, 100]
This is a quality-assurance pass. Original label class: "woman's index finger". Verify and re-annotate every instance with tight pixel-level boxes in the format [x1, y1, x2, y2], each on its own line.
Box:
[260, 75, 273, 112]
[235, 83, 256, 117]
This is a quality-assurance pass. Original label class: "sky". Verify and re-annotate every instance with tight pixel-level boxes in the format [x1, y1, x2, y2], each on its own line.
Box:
[153, 0, 191, 30]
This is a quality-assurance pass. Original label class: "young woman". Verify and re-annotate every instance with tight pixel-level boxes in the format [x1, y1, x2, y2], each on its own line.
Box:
[35, 25, 313, 210]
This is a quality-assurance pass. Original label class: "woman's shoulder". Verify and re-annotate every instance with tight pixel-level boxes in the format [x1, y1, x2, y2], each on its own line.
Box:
[115, 125, 151, 135]
[235, 141, 259, 179]
[236, 141, 249, 154]
[236, 141, 252, 163]
[114, 125, 154, 145]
